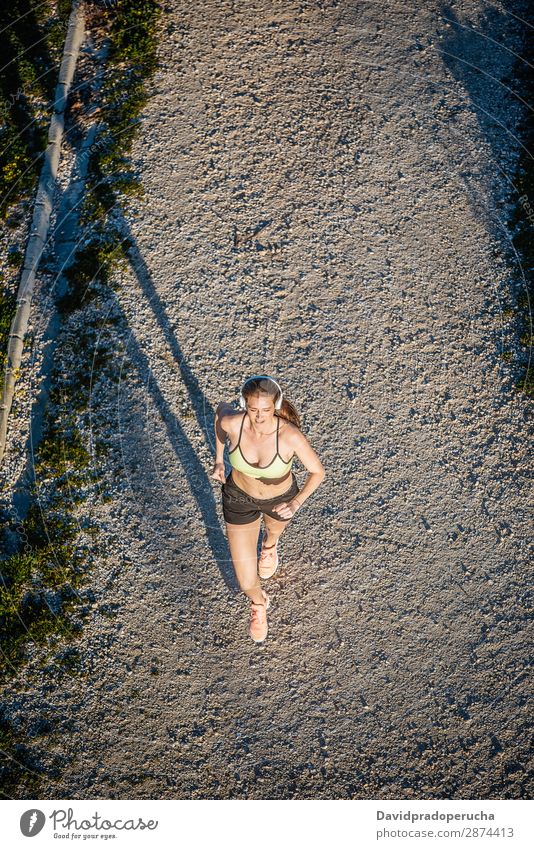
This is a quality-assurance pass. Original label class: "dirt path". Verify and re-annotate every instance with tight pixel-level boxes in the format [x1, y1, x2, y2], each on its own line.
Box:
[5, 0, 532, 799]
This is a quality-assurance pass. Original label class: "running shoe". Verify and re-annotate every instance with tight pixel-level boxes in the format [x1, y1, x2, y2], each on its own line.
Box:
[258, 537, 279, 579]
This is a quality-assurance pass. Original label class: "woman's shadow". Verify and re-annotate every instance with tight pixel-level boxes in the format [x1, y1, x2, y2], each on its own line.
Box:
[5, 204, 238, 595]
[112, 214, 239, 592]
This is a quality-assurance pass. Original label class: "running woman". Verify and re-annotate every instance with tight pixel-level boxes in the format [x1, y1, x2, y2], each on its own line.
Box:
[211, 375, 326, 643]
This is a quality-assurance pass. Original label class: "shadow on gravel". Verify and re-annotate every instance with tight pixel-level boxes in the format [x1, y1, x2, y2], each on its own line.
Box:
[437, 3, 530, 396]
[1, 157, 237, 599]
[438, 4, 523, 171]
[116, 216, 238, 593]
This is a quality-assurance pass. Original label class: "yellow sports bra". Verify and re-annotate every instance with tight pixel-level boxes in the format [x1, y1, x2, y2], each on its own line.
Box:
[228, 413, 294, 479]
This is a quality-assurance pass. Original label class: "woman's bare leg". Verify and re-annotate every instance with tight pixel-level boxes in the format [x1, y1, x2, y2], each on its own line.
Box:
[262, 513, 291, 549]
[225, 518, 264, 604]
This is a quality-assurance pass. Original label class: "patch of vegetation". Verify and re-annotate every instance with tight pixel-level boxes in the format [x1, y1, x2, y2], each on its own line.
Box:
[6, 248, 24, 268]
[0, 289, 17, 371]
[36, 418, 92, 479]
[56, 233, 131, 313]
[0, 426, 93, 674]
[59, 0, 161, 313]
[0, 316, 107, 679]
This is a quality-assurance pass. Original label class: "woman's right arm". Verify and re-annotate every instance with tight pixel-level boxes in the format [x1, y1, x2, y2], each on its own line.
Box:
[211, 403, 233, 482]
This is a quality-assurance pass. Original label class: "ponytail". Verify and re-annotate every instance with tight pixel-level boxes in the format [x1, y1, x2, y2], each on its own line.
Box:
[275, 398, 301, 429]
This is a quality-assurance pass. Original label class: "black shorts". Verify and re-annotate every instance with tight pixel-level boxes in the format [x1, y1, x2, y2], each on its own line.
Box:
[222, 471, 300, 525]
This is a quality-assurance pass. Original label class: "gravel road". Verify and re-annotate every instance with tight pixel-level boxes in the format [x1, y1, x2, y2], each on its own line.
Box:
[2, 0, 532, 799]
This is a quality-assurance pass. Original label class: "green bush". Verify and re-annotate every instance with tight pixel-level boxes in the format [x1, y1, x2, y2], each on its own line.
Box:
[0, 288, 17, 369]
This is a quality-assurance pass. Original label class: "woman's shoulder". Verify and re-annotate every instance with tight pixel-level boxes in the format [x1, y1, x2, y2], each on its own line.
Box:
[278, 418, 303, 446]
[218, 405, 244, 433]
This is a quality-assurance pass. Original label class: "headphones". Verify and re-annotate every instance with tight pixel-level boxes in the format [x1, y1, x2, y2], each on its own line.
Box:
[238, 375, 283, 410]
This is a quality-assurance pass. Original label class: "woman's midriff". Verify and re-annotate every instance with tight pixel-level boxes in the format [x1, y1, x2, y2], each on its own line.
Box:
[230, 468, 293, 499]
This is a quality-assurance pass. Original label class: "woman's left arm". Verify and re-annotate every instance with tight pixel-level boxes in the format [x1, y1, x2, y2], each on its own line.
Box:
[273, 429, 326, 519]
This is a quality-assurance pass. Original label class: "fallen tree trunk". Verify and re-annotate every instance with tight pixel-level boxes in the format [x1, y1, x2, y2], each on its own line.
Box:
[0, 0, 86, 464]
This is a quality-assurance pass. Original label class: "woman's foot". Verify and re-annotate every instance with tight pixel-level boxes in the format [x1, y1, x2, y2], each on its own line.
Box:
[249, 597, 269, 643]
[258, 535, 279, 579]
